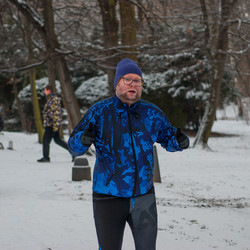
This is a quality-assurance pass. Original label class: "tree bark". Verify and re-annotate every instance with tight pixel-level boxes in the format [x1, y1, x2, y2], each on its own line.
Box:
[119, 0, 137, 61]
[98, 0, 119, 96]
[30, 70, 44, 142]
[193, 0, 238, 148]
[47, 59, 56, 91]
[25, 15, 44, 142]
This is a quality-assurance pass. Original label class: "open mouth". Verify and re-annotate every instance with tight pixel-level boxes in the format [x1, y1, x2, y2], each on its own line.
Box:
[127, 90, 136, 94]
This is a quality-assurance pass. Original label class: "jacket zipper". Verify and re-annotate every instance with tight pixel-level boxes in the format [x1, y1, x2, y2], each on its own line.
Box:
[127, 109, 138, 196]
[105, 172, 115, 186]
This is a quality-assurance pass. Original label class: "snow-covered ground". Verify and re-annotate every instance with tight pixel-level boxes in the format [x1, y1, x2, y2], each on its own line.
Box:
[0, 106, 250, 250]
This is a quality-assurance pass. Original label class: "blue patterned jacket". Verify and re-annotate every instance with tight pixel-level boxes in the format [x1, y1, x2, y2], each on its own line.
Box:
[68, 95, 183, 197]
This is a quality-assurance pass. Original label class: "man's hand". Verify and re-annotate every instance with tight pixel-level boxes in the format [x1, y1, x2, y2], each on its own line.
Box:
[53, 126, 59, 132]
[80, 123, 95, 147]
[175, 128, 189, 149]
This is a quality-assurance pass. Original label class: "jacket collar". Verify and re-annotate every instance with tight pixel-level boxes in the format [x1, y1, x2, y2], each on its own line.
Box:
[46, 93, 56, 100]
[114, 95, 140, 110]
[114, 95, 141, 117]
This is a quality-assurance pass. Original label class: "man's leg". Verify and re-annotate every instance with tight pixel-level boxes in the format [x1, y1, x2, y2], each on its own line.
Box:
[43, 126, 53, 158]
[93, 196, 130, 250]
[127, 193, 158, 250]
[53, 129, 68, 150]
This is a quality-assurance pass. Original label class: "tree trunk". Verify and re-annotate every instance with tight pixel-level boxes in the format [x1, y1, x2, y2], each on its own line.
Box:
[119, 0, 137, 61]
[47, 59, 56, 91]
[98, 0, 119, 96]
[9, 0, 82, 129]
[42, 0, 81, 128]
[193, 0, 238, 149]
[25, 15, 44, 142]
[30, 71, 44, 142]
[55, 58, 81, 128]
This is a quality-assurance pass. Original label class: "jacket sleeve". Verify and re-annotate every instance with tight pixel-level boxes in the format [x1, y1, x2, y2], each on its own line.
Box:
[67, 105, 96, 156]
[156, 113, 183, 152]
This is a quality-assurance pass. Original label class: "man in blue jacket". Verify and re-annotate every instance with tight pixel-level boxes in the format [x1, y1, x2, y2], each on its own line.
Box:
[68, 58, 189, 250]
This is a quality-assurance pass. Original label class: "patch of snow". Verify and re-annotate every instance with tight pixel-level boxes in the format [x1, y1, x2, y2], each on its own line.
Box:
[0, 114, 250, 249]
[18, 78, 61, 102]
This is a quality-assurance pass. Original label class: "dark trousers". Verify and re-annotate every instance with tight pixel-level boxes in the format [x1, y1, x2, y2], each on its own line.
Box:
[93, 191, 158, 250]
[43, 126, 68, 158]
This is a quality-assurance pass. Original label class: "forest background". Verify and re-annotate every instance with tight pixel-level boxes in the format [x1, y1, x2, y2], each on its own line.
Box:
[0, 0, 249, 149]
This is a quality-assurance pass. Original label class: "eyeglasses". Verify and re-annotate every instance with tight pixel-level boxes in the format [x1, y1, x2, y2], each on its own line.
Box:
[121, 77, 144, 87]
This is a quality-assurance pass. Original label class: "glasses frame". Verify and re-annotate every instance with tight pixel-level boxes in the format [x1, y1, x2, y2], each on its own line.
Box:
[121, 77, 144, 87]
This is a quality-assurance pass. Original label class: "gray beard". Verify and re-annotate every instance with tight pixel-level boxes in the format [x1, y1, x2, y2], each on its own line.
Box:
[116, 92, 141, 106]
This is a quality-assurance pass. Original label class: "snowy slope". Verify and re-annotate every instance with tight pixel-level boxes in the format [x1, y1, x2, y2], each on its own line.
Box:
[0, 106, 250, 250]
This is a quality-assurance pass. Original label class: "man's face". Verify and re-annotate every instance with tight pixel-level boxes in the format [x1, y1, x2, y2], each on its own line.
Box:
[115, 73, 143, 106]
[44, 88, 51, 96]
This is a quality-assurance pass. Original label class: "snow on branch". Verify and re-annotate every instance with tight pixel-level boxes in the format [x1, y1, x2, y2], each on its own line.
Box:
[8, 0, 44, 30]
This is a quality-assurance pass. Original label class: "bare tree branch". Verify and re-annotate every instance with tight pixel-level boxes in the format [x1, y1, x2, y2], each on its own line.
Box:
[0, 59, 46, 73]
[7, 0, 45, 35]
